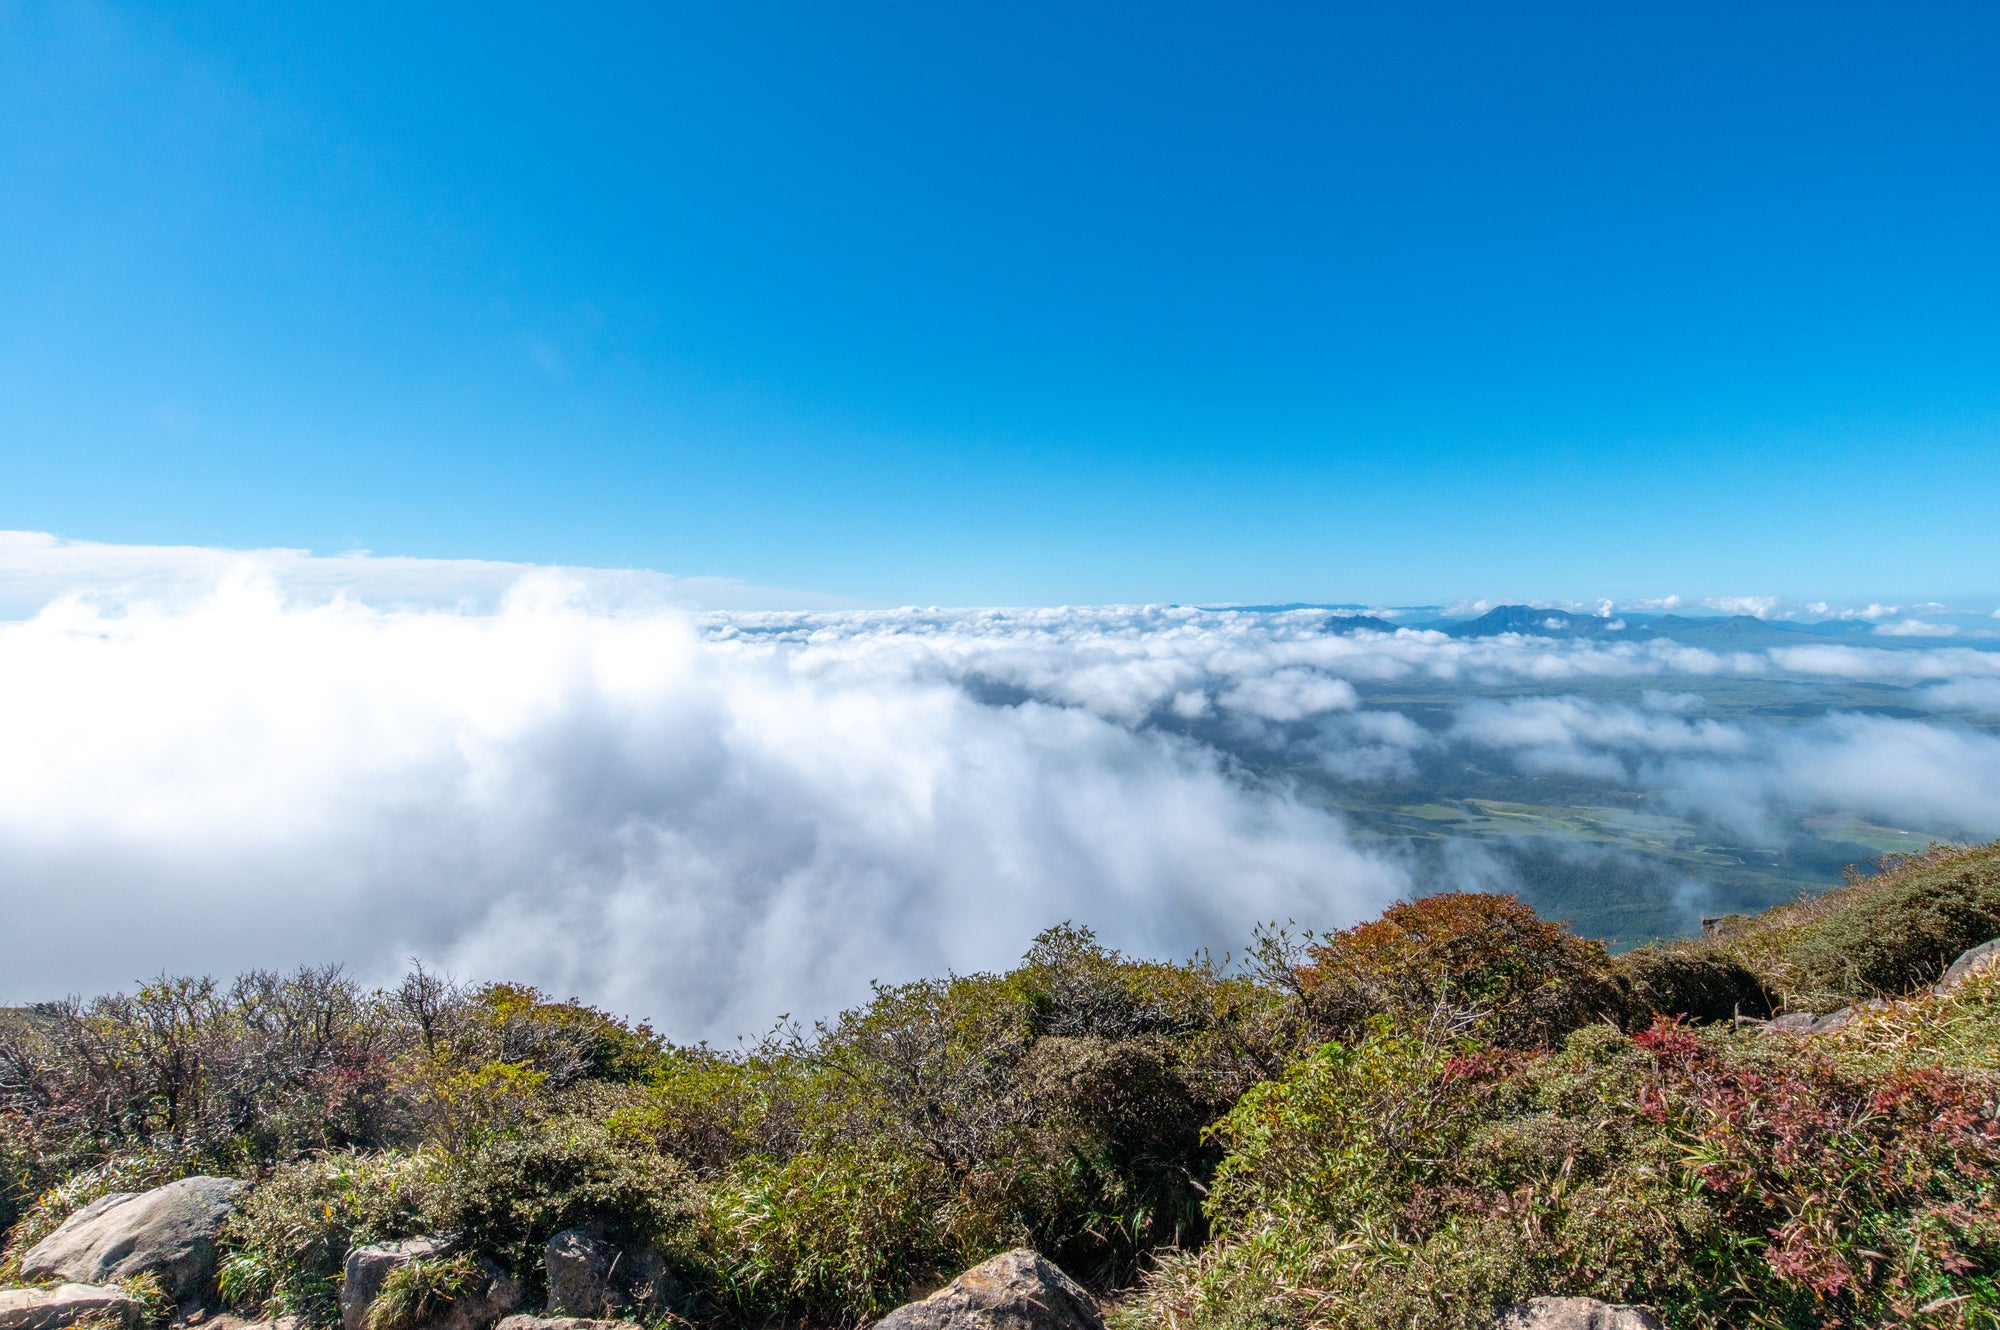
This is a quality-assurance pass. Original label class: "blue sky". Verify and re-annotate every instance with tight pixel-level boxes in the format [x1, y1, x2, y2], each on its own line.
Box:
[4, 2, 1997, 607]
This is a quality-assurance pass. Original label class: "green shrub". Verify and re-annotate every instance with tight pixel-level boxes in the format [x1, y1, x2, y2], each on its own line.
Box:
[419, 1098, 688, 1287]
[113, 1272, 171, 1327]
[216, 1151, 433, 1324]
[682, 1142, 951, 1324]
[1140, 1016, 2000, 1330]
[612, 1048, 811, 1175]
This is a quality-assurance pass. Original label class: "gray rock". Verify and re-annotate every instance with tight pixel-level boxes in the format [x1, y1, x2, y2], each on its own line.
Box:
[1493, 1297, 1665, 1330]
[542, 1232, 613, 1320]
[341, 1238, 451, 1330]
[20, 1177, 244, 1304]
[1937, 938, 2000, 994]
[874, 1250, 1101, 1330]
[495, 1319, 641, 1330]
[542, 1230, 677, 1319]
[337, 1238, 520, 1330]
[1761, 1001, 1884, 1037]
[0, 1283, 141, 1330]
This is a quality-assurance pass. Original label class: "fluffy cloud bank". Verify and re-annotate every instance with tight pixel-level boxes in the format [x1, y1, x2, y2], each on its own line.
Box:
[3, 536, 1997, 1037]
[0, 575, 1403, 1037]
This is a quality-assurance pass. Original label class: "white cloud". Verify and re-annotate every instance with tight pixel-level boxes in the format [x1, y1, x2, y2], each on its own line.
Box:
[1218, 669, 1359, 722]
[1700, 595, 1782, 619]
[1450, 697, 1748, 782]
[0, 578, 1404, 1037]
[1875, 618, 1960, 637]
[1916, 678, 2000, 716]
[1652, 716, 2000, 847]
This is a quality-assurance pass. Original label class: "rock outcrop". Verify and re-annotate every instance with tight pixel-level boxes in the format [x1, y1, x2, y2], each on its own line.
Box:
[873, 1250, 1101, 1330]
[19, 1177, 243, 1303]
[338, 1238, 520, 1330]
[542, 1230, 677, 1319]
[1937, 938, 2000, 994]
[1492, 1297, 1666, 1329]
[495, 1318, 641, 1330]
[0, 1283, 141, 1330]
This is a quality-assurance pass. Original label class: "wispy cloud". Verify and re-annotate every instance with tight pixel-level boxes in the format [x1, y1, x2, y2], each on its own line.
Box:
[0, 530, 856, 616]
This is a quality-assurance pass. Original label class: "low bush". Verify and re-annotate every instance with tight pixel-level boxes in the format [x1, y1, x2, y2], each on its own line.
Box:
[1613, 942, 1774, 1025]
[1716, 841, 2000, 1012]
[1139, 1013, 2000, 1330]
[422, 1098, 688, 1288]
[681, 1142, 947, 1324]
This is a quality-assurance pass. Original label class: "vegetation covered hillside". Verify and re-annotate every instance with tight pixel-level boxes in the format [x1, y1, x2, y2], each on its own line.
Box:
[4, 842, 2000, 1328]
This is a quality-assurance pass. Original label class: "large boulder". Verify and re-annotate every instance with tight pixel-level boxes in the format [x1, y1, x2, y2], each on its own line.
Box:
[874, 1250, 1101, 1330]
[543, 1230, 678, 1319]
[339, 1238, 521, 1330]
[0, 1283, 141, 1330]
[1492, 1297, 1665, 1330]
[19, 1176, 243, 1303]
[1937, 938, 2000, 994]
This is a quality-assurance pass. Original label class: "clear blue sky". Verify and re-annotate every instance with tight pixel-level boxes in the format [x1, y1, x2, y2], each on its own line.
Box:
[4, 2, 1997, 606]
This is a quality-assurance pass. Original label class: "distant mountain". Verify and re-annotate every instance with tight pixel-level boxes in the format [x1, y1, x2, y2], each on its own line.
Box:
[1439, 606, 1633, 639]
[1425, 606, 1989, 649]
[1325, 615, 1403, 634]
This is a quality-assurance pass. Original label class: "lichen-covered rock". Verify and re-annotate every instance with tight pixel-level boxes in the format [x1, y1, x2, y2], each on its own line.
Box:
[0, 1283, 140, 1330]
[19, 1176, 244, 1303]
[1937, 938, 2000, 994]
[873, 1250, 1101, 1330]
[1492, 1296, 1665, 1329]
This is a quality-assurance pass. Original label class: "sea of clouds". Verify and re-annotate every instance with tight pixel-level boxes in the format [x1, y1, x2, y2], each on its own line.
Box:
[3, 533, 1998, 1040]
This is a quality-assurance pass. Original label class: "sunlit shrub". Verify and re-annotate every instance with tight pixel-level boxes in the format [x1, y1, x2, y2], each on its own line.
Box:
[420, 1098, 688, 1286]
[682, 1142, 949, 1324]
[366, 1254, 484, 1330]
[1140, 1015, 2000, 1330]
[1296, 892, 1625, 1049]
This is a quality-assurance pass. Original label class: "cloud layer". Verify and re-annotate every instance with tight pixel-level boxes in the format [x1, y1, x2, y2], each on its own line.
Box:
[0, 577, 1404, 1037]
[3, 538, 1998, 1038]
